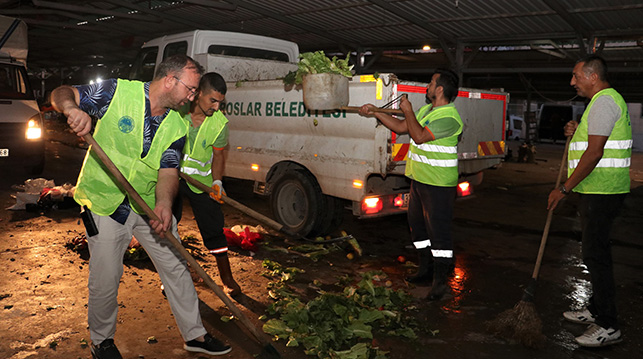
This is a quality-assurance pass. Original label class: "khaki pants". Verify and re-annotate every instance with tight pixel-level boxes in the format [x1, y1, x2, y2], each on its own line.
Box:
[87, 211, 207, 345]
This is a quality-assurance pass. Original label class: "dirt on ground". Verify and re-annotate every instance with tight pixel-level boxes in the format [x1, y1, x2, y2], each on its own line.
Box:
[1, 120, 642, 359]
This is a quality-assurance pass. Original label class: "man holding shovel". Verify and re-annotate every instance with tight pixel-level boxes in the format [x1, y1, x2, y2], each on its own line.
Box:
[548, 55, 631, 347]
[359, 69, 463, 301]
[51, 55, 232, 358]
[174, 72, 241, 296]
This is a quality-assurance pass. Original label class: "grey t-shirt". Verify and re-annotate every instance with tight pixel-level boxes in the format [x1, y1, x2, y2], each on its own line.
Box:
[587, 95, 621, 136]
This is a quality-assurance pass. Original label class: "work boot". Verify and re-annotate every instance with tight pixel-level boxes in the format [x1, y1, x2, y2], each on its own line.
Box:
[91, 339, 122, 359]
[426, 262, 453, 301]
[406, 249, 433, 284]
[216, 254, 241, 297]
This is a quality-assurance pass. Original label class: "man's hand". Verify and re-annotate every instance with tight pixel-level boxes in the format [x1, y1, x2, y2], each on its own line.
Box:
[547, 188, 566, 211]
[66, 107, 93, 136]
[210, 179, 226, 204]
[149, 205, 173, 237]
[399, 96, 413, 113]
[359, 104, 377, 117]
[564, 120, 578, 137]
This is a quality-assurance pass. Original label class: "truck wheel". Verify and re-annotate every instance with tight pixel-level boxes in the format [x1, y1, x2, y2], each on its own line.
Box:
[270, 170, 324, 237]
[312, 195, 345, 236]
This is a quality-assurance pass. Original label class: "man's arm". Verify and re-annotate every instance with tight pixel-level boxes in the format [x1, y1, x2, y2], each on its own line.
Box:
[402, 97, 436, 144]
[149, 168, 179, 236]
[212, 149, 225, 182]
[359, 103, 409, 134]
[51, 85, 93, 136]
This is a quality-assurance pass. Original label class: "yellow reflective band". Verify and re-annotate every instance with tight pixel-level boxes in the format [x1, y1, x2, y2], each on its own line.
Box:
[376, 78, 383, 100]
[360, 75, 377, 82]
[408, 152, 458, 167]
[413, 239, 432, 249]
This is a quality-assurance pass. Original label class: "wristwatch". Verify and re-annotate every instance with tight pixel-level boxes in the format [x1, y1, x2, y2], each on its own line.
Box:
[559, 185, 569, 195]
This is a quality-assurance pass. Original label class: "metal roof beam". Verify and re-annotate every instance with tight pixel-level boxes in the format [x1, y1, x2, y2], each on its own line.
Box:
[32, 0, 161, 22]
[105, 0, 215, 30]
[230, 0, 358, 48]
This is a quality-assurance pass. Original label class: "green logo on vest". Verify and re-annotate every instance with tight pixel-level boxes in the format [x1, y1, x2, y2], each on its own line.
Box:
[118, 116, 134, 133]
[202, 139, 207, 148]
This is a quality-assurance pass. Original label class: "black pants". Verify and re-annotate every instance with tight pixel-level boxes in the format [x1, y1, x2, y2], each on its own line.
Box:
[173, 179, 228, 255]
[580, 193, 626, 330]
[407, 180, 457, 265]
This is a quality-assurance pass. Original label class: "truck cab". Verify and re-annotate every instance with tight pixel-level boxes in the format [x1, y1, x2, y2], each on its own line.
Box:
[0, 17, 45, 174]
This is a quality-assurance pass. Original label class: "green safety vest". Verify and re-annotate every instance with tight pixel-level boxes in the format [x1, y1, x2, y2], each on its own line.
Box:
[405, 103, 463, 187]
[180, 111, 228, 193]
[74, 79, 189, 215]
[568, 88, 632, 194]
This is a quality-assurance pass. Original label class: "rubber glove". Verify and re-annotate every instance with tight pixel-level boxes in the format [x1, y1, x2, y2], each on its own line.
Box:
[210, 179, 226, 204]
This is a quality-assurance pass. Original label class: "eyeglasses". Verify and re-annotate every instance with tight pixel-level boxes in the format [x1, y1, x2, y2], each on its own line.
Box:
[173, 76, 197, 97]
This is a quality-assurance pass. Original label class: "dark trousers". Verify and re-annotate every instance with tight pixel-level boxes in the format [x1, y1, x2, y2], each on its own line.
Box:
[580, 193, 626, 330]
[174, 179, 227, 255]
[407, 180, 456, 265]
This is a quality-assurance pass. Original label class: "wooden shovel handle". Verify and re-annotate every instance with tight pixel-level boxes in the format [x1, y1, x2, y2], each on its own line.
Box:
[81, 133, 271, 347]
[179, 172, 286, 233]
[339, 106, 404, 115]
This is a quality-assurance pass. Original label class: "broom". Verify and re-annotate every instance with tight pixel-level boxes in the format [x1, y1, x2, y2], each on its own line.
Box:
[82, 134, 281, 359]
[487, 137, 571, 348]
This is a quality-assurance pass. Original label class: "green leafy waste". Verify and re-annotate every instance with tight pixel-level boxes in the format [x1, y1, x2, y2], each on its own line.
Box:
[263, 270, 417, 359]
[284, 50, 354, 85]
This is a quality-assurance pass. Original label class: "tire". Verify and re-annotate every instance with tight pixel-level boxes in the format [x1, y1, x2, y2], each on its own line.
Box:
[270, 169, 325, 237]
[313, 195, 345, 236]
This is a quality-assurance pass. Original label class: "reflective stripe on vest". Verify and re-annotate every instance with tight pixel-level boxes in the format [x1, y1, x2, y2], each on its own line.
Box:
[73, 79, 189, 215]
[405, 103, 463, 187]
[180, 111, 228, 194]
[568, 88, 631, 194]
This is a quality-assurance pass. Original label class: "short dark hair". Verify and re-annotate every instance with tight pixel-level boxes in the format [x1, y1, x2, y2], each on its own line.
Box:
[154, 54, 204, 80]
[577, 55, 608, 82]
[199, 72, 227, 95]
[434, 68, 459, 102]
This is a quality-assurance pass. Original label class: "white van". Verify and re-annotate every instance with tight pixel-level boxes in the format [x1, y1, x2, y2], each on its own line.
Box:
[0, 16, 44, 174]
[506, 114, 525, 140]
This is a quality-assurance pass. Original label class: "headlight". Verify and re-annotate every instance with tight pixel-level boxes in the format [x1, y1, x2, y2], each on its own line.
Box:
[26, 117, 42, 140]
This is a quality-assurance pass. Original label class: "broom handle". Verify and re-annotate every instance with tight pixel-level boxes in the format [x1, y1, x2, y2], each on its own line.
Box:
[531, 136, 571, 280]
[81, 133, 272, 347]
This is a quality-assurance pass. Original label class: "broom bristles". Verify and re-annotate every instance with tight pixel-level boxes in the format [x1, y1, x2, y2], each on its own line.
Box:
[486, 300, 546, 348]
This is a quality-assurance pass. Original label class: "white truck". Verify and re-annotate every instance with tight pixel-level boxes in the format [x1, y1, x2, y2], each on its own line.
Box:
[0, 15, 45, 174]
[130, 30, 508, 236]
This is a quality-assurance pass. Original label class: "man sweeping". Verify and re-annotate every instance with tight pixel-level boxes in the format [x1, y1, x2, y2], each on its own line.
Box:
[548, 55, 632, 347]
[359, 68, 463, 301]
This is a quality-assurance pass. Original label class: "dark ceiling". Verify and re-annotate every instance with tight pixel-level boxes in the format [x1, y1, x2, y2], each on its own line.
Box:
[1, 0, 642, 103]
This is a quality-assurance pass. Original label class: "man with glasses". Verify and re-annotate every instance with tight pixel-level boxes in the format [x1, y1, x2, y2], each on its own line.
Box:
[51, 55, 232, 358]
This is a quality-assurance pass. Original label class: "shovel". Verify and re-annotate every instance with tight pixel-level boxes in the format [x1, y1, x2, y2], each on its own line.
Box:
[81, 133, 280, 359]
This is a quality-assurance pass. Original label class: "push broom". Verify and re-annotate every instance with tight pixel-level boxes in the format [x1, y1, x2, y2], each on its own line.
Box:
[487, 136, 571, 348]
[82, 133, 281, 359]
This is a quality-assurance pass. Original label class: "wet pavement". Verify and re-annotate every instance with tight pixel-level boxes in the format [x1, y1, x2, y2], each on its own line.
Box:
[1, 137, 642, 358]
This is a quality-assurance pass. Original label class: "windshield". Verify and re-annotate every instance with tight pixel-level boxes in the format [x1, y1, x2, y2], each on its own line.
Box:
[0, 63, 34, 100]
[129, 46, 158, 82]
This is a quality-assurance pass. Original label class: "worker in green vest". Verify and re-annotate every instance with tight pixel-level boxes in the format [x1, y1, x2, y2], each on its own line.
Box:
[360, 68, 463, 301]
[548, 55, 632, 348]
[174, 72, 241, 296]
[52, 55, 231, 358]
